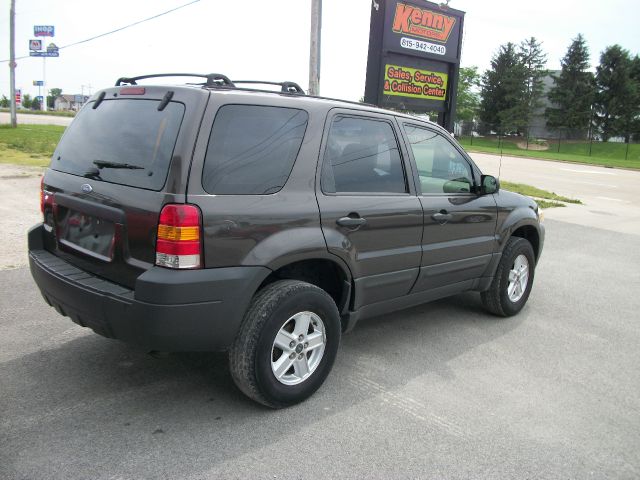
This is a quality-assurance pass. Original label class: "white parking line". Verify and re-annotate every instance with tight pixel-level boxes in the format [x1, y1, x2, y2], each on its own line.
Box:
[560, 168, 616, 176]
[596, 196, 629, 203]
[571, 180, 619, 188]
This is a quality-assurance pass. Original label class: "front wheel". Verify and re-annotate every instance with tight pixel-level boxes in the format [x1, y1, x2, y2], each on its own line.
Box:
[481, 237, 536, 317]
[229, 280, 341, 408]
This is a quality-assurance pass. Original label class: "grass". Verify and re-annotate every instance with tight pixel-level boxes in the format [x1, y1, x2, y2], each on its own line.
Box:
[458, 136, 640, 170]
[500, 180, 581, 204]
[0, 108, 76, 117]
[500, 180, 580, 208]
[535, 199, 566, 208]
[0, 124, 65, 167]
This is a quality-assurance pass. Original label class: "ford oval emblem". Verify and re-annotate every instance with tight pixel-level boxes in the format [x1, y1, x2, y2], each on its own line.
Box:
[81, 183, 93, 193]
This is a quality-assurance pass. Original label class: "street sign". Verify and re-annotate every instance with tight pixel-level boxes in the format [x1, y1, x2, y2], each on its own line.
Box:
[74, 95, 84, 103]
[29, 51, 59, 58]
[33, 80, 44, 86]
[29, 39, 42, 51]
[34, 25, 55, 37]
[15, 89, 21, 106]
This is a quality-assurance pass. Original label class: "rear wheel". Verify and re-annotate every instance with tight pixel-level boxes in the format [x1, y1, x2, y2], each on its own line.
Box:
[481, 237, 535, 317]
[229, 280, 341, 408]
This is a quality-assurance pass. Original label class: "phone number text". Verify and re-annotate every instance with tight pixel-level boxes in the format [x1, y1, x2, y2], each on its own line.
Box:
[400, 37, 446, 56]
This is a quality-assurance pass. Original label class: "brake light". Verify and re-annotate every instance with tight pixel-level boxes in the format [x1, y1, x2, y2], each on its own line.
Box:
[155, 204, 202, 269]
[119, 87, 145, 95]
[40, 176, 53, 217]
[40, 176, 44, 214]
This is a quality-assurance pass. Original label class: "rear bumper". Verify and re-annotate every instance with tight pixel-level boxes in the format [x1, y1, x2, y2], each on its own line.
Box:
[28, 224, 270, 351]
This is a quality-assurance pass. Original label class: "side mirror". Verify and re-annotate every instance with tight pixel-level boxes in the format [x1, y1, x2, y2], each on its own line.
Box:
[478, 175, 499, 195]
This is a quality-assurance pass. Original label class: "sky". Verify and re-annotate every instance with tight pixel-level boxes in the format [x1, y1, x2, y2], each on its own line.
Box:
[1, 0, 639, 101]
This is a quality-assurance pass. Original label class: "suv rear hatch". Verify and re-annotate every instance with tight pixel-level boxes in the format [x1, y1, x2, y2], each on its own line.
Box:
[41, 86, 208, 288]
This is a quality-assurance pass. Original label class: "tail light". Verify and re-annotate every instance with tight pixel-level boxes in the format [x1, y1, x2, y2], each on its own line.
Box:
[40, 176, 45, 214]
[40, 176, 53, 218]
[155, 204, 202, 269]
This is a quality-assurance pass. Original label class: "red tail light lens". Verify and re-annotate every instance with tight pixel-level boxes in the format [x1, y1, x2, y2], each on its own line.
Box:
[40, 176, 45, 214]
[40, 176, 54, 217]
[155, 204, 202, 269]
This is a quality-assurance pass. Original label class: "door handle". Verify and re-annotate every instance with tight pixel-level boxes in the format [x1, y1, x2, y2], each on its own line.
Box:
[336, 215, 367, 228]
[431, 211, 453, 224]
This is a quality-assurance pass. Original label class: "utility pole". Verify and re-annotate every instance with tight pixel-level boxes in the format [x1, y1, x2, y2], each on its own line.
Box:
[308, 0, 322, 96]
[9, 0, 17, 127]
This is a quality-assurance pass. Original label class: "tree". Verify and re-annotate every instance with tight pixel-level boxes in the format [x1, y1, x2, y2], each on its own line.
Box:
[0, 95, 8, 108]
[22, 94, 32, 109]
[630, 56, 640, 141]
[456, 66, 481, 123]
[47, 87, 62, 109]
[519, 37, 548, 127]
[479, 42, 526, 132]
[545, 34, 595, 136]
[479, 39, 548, 133]
[31, 96, 41, 110]
[593, 45, 639, 142]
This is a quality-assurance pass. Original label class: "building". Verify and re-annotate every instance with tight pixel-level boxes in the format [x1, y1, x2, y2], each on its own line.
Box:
[54, 94, 89, 111]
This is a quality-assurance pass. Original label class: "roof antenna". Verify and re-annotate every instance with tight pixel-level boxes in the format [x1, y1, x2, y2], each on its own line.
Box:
[498, 134, 503, 179]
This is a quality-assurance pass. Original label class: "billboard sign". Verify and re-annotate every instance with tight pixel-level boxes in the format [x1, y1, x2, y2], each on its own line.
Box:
[29, 39, 42, 51]
[364, 0, 465, 131]
[383, 2, 462, 63]
[15, 89, 21, 106]
[33, 80, 44, 86]
[34, 25, 55, 37]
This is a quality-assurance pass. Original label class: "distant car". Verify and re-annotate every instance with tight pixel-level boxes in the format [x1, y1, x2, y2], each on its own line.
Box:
[29, 73, 545, 408]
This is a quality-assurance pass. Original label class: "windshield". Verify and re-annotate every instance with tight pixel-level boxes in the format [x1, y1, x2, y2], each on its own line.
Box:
[51, 99, 185, 191]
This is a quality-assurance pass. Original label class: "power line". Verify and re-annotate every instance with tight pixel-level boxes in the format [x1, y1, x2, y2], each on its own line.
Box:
[0, 0, 200, 63]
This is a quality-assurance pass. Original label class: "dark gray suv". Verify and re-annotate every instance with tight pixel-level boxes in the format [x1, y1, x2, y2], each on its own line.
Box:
[29, 74, 544, 408]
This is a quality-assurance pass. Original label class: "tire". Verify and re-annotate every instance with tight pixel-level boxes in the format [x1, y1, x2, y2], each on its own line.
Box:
[481, 236, 536, 317]
[229, 280, 341, 408]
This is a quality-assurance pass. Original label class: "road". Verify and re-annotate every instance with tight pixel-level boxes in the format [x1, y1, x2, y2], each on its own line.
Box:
[0, 111, 73, 126]
[1, 157, 639, 479]
[470, 152, 640, 235]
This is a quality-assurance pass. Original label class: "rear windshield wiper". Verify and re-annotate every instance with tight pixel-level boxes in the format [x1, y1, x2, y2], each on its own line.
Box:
[93, 160, 144, 170]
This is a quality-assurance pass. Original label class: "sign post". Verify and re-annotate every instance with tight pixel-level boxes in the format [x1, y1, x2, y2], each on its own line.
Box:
[364, 0, 465, 132]
[33, 80, 44, 107]
[9, 0, 17, 127]
[31, 26, 56, 111]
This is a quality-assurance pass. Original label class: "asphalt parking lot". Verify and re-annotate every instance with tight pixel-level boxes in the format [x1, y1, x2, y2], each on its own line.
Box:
[1, 158, 639, 479]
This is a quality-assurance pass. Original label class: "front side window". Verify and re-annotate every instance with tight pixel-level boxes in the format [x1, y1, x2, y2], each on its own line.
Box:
[404, 125, 474, 194]
[202, 105, 308, 195]
[322, 116, 407, 194]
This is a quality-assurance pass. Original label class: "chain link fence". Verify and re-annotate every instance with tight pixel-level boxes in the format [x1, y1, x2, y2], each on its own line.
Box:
[455, 122, 640, 165]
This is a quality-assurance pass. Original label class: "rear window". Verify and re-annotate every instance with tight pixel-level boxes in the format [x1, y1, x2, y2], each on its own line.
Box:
[51, 99, 184, 191]
[202, 105, 308, 195]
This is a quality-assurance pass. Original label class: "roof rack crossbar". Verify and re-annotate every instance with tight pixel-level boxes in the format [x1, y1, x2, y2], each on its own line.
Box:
[231, 80, 305, 95]
[115, 73, 235, 88]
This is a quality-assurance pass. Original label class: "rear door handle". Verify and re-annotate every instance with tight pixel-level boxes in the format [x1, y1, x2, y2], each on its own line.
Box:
[431, 211, 453, 224]
[336, 215, 367, 228]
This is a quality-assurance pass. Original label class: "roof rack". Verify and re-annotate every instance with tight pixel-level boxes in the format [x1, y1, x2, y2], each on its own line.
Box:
[114, 73, 305, 94]
[231, 80, 305, 95]
[115, 73, 235, 88]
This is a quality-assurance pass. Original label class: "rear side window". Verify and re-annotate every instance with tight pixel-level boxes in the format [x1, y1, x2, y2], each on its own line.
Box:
[321, 116, 407, 194]
[52, 99, 185, 191]
[202, 105, 308, 195]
